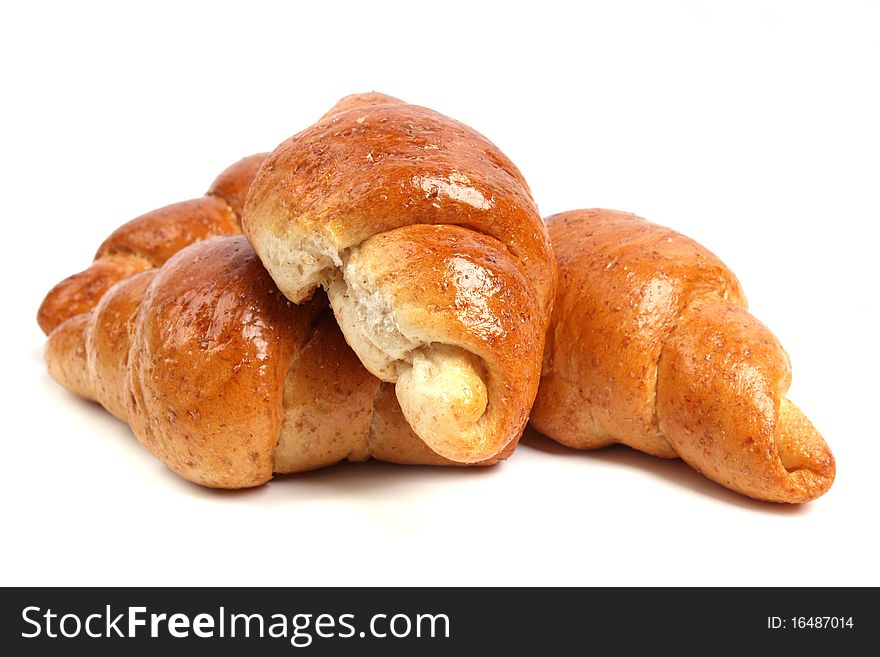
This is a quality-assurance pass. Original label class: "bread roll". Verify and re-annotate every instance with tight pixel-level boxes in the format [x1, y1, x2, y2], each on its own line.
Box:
[243, 93, 557, 464]
[47, 235, 507, 488]
[531, 209, 835, 503]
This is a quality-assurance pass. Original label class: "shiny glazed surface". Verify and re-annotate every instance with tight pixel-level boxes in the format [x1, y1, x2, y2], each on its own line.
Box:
[243, 93, 556, 464]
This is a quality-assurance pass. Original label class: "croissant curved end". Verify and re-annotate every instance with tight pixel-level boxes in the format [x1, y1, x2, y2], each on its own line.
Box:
[325, 250, 496, 462]
[44, 314, 93, 400]
[396, 346, 490, 463]
[774, 398, 836, 502]
[37, 255, 152, 336]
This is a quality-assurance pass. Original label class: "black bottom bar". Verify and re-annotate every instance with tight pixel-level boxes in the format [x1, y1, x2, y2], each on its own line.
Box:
[1, 587, 869, 654]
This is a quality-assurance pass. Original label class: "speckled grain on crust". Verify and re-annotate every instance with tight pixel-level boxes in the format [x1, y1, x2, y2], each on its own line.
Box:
[244, 93, 554, 313]
[531, 209, 835, 503]
[86, 269, 158, 421]
[47, 235, 507, 488]
[39, 121, 525, 487]
[243, 92, 557, 464]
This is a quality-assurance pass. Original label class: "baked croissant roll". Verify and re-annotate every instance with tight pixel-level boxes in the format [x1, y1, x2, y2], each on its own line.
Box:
[37, 153, 267, 336]
[243, 93, 557, 464]
[531, 209, 835, 503]
[46, 234, 506, 488]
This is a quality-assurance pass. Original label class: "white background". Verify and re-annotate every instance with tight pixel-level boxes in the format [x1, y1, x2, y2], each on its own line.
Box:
[2, 1, 878, 586]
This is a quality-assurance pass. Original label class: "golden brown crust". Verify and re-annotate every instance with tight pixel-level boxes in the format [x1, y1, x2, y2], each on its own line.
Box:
[42, 141, 520, 487]
[320, 91, 405, 119]
[38, 255, 152, 335]
[85, 270, 157, 421]
[243, 93, 555, 464]
[657, 299, 835, 502]
[95, 196, 238, 264]
[346, 224, 543, 461]
[275, 310, 381, 472]
[45, 234, 508, 488]
[531, 209, 835, 503]
[127, 237, 316, 488]
[45, 314, 92, 401]
[534, 209, 746, 457]
[206, 152, 269, 218]
[244, 97, 554, 312]
[37, 155, 266, 336]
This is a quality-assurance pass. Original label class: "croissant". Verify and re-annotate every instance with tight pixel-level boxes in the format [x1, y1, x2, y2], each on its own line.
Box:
[46, 234, 509, 488]
[243, 92, 557, 464]
[37, 153, 267, 336]
[530, 209, 835, 503]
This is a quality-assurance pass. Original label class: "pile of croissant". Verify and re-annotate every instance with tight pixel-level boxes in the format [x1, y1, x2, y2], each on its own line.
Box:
[39, 93, 835, 503]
